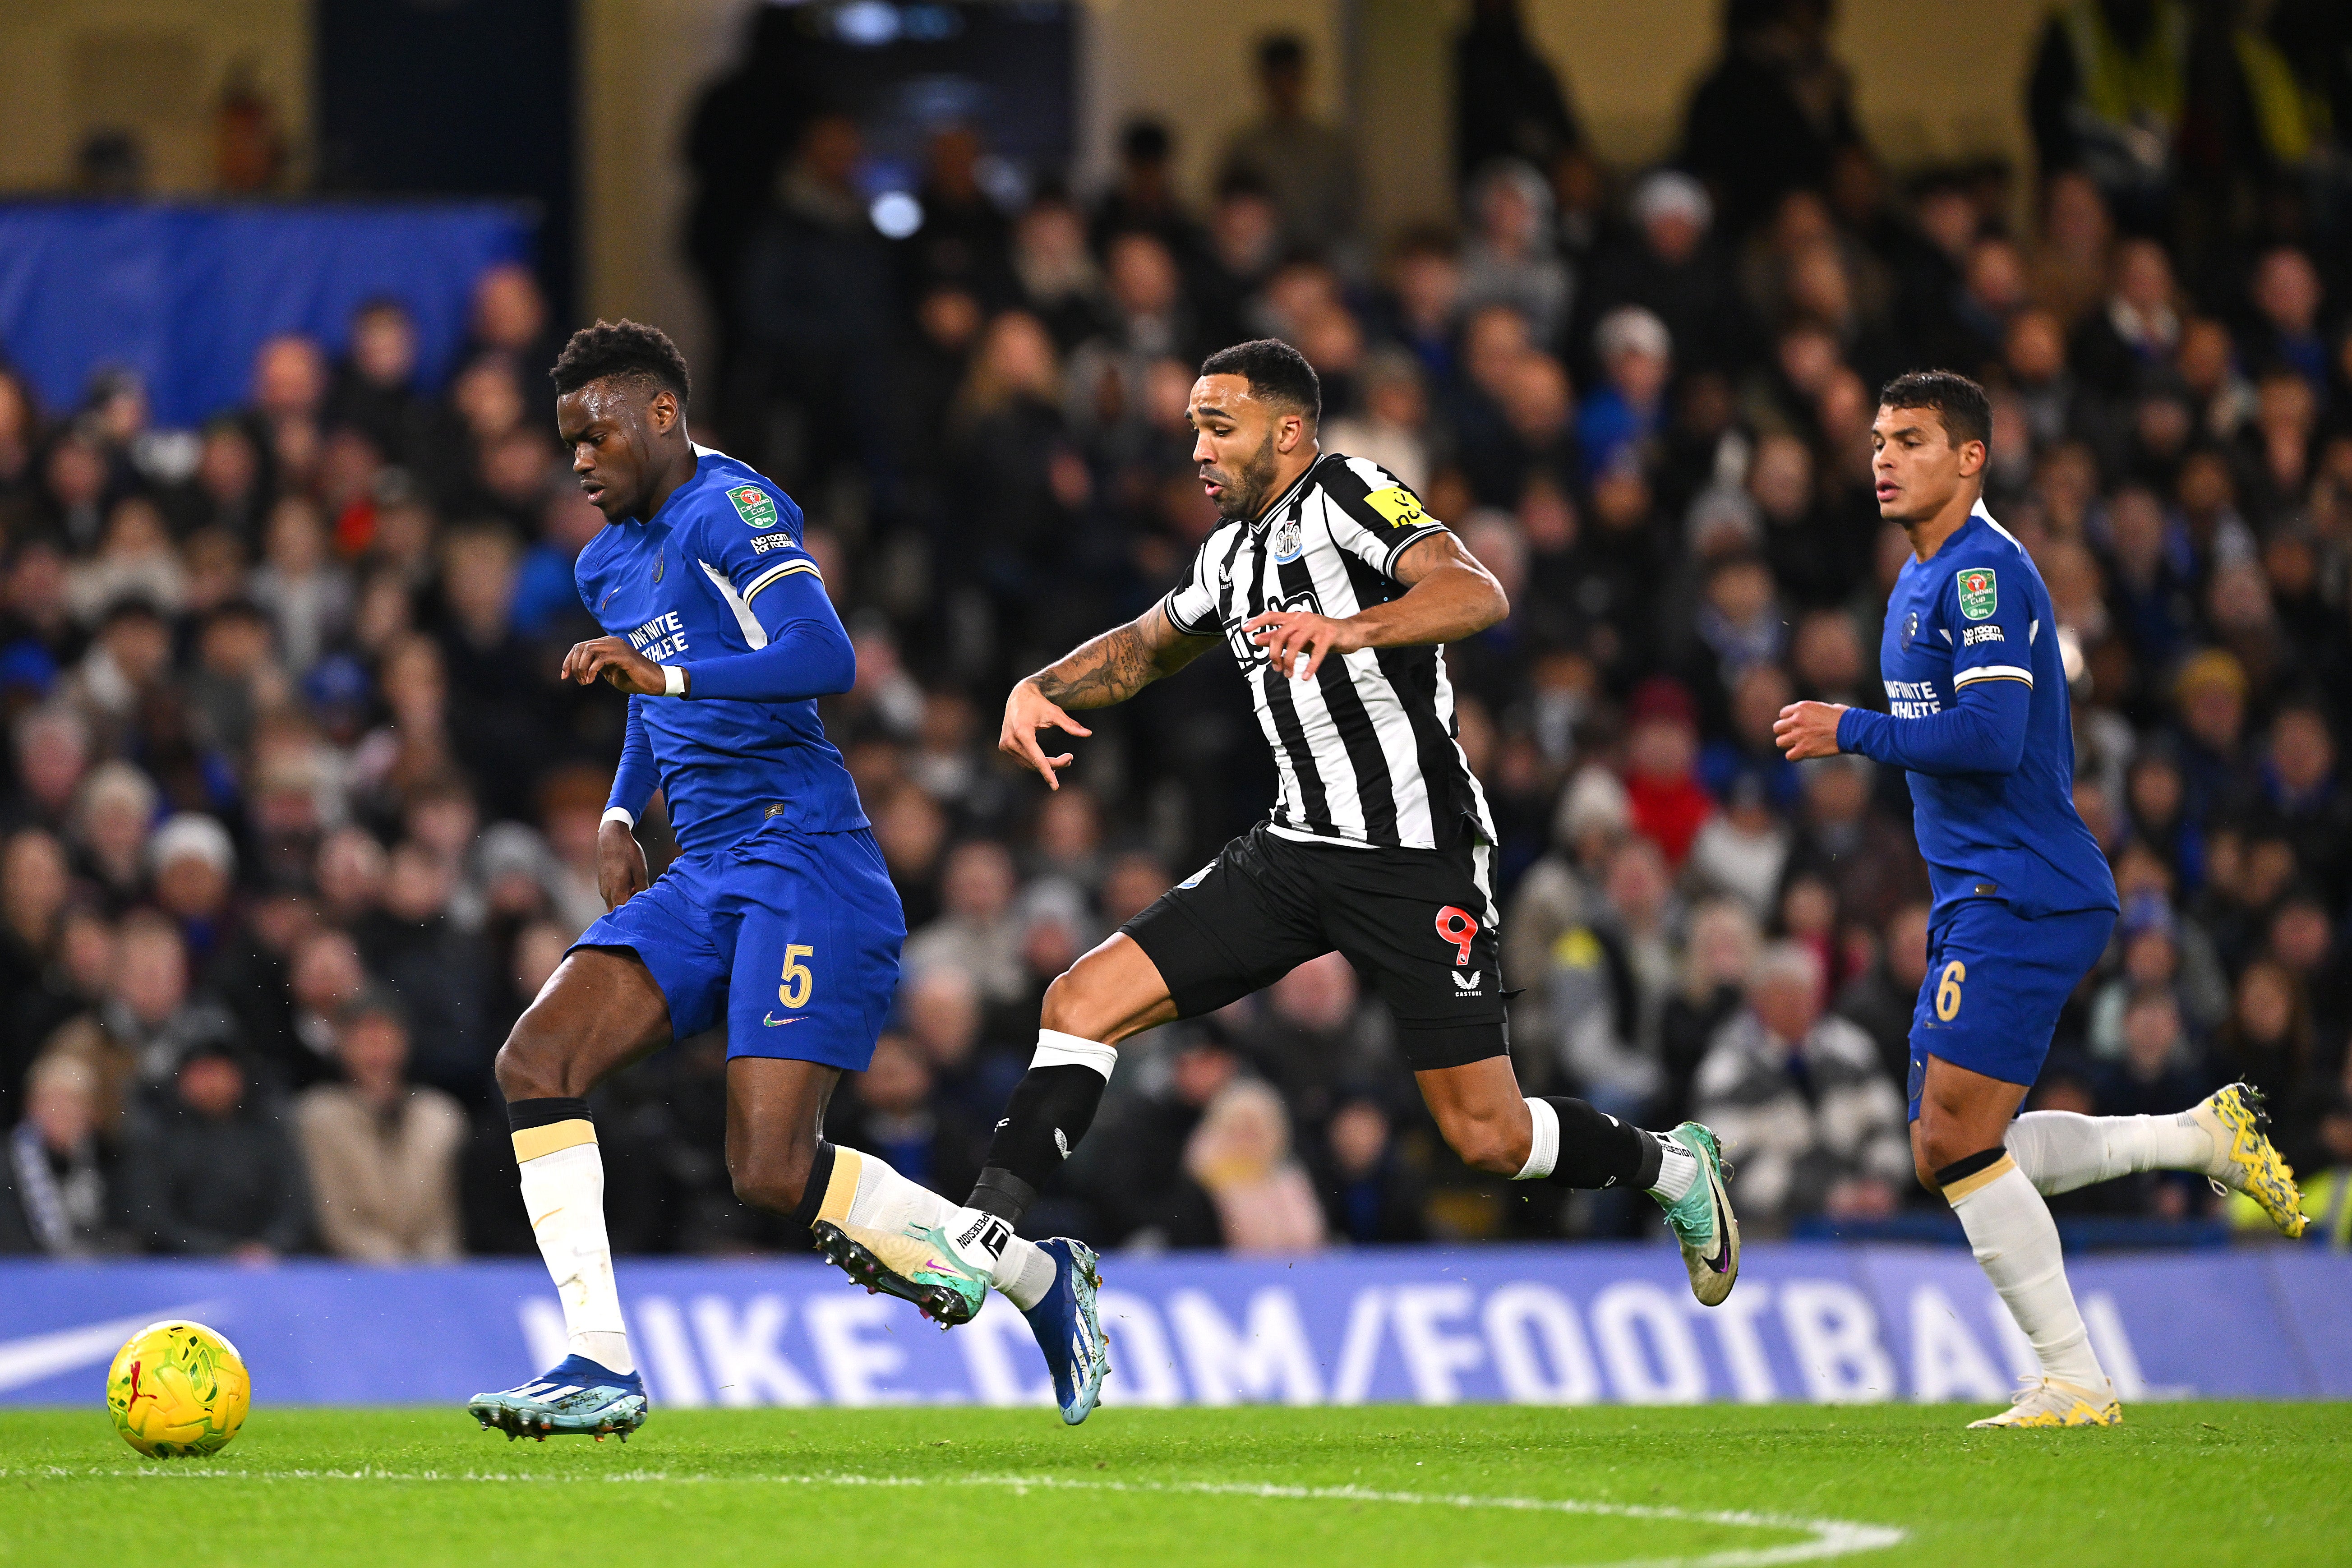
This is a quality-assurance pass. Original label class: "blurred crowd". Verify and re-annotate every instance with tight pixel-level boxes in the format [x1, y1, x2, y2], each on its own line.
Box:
[5, 0, 2352, 1263]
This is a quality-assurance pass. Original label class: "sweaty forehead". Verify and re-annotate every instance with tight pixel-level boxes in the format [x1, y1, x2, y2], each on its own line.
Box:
[557, 379, 639, 435]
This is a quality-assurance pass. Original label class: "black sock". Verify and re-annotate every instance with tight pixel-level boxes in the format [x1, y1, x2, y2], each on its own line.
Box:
[1933, 1146, 2008, 1190]
[967, 1064, 1106, 1221]
[1542, 1097, 1662, 1190]
[967, 1167, 1037, 1223]
[507, 1096, 592, 1133]
[788, 1140, 839, 1241]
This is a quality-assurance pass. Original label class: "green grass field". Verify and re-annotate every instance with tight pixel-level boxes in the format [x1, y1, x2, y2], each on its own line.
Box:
[3, 1403, 2346, 1567]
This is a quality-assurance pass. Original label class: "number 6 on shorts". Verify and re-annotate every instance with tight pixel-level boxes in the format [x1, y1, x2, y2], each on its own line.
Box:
[1935, 959, 1965, 1021]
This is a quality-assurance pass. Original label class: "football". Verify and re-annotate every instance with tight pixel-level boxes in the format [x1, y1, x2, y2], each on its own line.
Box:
[106, 1321, 250, 1459]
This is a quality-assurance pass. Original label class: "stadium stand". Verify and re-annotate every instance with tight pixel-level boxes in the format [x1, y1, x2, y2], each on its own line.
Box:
[2, 0, 2348, 1266]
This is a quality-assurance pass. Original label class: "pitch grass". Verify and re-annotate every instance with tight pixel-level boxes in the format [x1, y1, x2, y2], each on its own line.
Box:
[2, 1403, 2347, 1567]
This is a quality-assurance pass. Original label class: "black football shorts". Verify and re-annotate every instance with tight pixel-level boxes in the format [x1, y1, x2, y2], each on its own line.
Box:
[1121, 822, 1507, 1071]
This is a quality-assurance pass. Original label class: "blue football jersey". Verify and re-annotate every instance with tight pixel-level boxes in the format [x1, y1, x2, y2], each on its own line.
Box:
[574, 446, 865, 856]
[1855, 504, 2117, 922]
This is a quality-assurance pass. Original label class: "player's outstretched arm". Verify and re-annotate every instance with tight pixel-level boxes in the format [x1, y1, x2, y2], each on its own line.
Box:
[1245, 530, 1507, 683]
[1001, 602, 1215, 790]
[1775, 678, 2031, 774]
[560, 572, 856, 702]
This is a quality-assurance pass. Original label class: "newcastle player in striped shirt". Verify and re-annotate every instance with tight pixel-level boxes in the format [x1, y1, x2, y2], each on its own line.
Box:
[930, 341, 1742, 1422]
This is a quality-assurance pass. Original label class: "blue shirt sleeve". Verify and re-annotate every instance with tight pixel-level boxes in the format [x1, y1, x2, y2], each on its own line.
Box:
[674, 485, 854, 701]
[1839, 672, 2030, 774]
[1839, 549, 2037, 775]
[1942, 553, 2037, 696]
[607, 696, 657, 816]
[680, 568, 856, 701]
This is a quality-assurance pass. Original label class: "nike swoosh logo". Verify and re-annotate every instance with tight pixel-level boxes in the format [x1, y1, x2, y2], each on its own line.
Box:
[0, 1303, 221, 1394]
[762, 1014, 805, 1027]
[1703, 1178, 1732, 1273]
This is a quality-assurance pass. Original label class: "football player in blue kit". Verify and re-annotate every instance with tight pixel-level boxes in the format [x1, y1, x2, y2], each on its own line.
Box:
[468, 322, 1105, 1441]
[1775, 371, 2306, 1429]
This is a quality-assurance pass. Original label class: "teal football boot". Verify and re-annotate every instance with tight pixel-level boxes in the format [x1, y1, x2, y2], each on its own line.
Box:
[468, 1355, 646, 1441]
[1659, 1122, 1740, 1306]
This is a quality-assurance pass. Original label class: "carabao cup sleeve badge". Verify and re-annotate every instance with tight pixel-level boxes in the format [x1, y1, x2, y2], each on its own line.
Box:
[729, 485, 779, 529]
[1958, 567, 1997, 620]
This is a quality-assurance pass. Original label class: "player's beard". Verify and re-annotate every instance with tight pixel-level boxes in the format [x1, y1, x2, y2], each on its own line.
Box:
[1205, 431, 1280, 521]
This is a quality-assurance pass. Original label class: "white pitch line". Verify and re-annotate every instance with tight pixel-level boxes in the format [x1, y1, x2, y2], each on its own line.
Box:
[4, 1466, 1907, 1566]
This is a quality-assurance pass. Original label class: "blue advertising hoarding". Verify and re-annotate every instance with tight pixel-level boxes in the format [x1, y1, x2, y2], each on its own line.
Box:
[0, 202, 533, 429]
[2, 1243, 2343, 1410]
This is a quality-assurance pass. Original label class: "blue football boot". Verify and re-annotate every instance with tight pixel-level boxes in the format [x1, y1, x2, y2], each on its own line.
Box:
[1022, 1237, 1109, 1425]
[467, 1354, 647, 1441]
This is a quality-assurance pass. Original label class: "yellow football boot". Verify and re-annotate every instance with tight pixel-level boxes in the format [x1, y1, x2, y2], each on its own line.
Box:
[1967, 1377, 2123, 1429]
[2191, 1082, 2307, 1237]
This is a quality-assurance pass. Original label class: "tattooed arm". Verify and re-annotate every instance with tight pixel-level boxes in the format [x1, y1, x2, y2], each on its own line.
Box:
[1000, 602, 1217, 790]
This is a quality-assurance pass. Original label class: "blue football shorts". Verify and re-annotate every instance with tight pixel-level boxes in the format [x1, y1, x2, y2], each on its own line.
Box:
[573, 821, 904, 1071]
[1907, 899, 2115, 1121]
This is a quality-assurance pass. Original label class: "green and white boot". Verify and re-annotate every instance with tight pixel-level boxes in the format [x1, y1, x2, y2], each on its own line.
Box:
[1658, 1122, 1740, 1307]
[814, 1218, 990, 1327]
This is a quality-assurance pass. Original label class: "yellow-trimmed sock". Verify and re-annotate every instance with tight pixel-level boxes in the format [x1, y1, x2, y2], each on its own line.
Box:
[511, 1110, 632, 1376]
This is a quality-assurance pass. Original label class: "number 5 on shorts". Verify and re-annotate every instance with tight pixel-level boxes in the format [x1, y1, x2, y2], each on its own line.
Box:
[779, 944, 815, 1010]
[1935, 960, 1965, 1021]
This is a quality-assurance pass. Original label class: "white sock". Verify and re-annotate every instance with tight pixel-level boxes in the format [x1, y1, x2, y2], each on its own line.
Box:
[1035, 1028, 1120, 1077]
[2005, 1110, 2217, 1195]
[514, 1123, 634, 1376]
[1648, 1137, 1699, 1204]
[980, 1220, 1058, 1311]
[1512, 1098, 1559, 1180]
[1946, 1154, 2108, 1392]
[822, 1148, 1056, 1312]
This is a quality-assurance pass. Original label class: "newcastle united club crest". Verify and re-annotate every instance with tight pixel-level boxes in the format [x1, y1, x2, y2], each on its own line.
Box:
[1271, 514, 1303, 563]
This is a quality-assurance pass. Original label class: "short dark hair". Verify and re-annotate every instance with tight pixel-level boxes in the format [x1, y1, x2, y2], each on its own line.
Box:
[202, 598, 273, 632]
[550, 319, 692, 406]
[98, 595, 167, 631]
[1200, 338, 1321, 425]
[337, 987, 410, 1038]
[352, 295, 411, 325]
[1120, 117, 1171, 163]
[2271, 691, 2334, 736]
[1258, 32, 1305, 72]
[1878, 369, 1990, 450]
[1213, 168, 1273, 204]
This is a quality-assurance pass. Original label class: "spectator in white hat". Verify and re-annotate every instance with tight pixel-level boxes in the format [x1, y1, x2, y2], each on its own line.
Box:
[1578, 305, 1674, 475]
[1576, 167, 1742, 380]
[149, 812, 236, 956]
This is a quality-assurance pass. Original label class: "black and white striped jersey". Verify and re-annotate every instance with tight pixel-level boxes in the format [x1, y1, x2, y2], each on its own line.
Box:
[1161, 451, 1499, 853]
